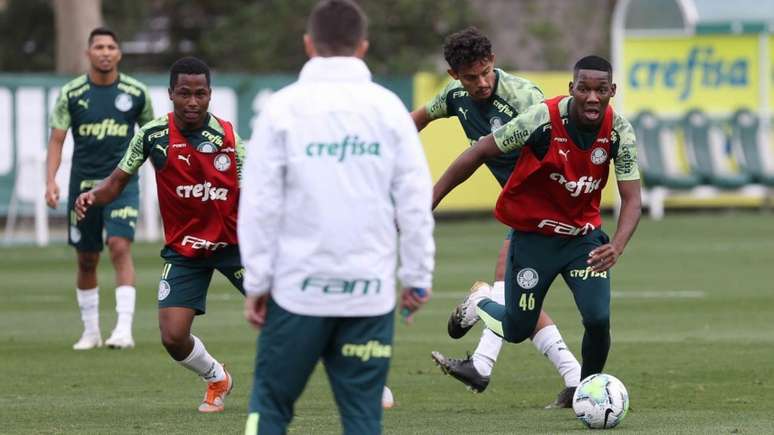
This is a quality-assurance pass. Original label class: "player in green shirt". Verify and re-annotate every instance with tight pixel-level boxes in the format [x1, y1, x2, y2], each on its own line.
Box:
[412, 27, 581, 407]
[45, 28, 154, 351]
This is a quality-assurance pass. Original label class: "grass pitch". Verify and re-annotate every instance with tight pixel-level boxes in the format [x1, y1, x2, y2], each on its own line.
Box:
[2, 212, 773, 434]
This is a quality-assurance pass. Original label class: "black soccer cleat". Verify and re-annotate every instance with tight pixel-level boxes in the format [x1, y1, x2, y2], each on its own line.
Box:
[447, 304, 474, 339]
[545, 386, 576, 409]
[431, 351, 490, 393]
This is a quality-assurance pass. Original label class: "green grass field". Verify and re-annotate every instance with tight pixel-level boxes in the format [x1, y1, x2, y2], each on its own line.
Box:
[2, 212, 773, 434]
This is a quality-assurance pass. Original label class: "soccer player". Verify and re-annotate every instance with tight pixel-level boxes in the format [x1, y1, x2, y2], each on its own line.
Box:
[412, 27, 581, 406]
[45, 27, 154, 350]
[240, 1, 435, 434]
[434, 55, 641, 389]
[74, 57, 244, 413]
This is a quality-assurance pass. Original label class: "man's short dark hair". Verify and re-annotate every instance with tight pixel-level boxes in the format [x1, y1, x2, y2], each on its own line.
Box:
[307, 0, 367, 56]
[573, 55, 613, 79]
[88, 27, 118, 46]
[443, 27, 493, 72]
[169, 57, 211, 89]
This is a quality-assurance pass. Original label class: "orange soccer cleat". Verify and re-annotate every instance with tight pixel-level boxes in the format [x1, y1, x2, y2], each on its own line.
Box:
[198, 366, 233, 413]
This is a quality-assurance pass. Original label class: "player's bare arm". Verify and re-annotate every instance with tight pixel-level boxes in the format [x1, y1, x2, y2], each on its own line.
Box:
[45, 128, 68, 208]
[588, 180, 641, 272]
[432, 134, 502, 209]
[74, 167, 133, 219]
[411, 107, 431, 132]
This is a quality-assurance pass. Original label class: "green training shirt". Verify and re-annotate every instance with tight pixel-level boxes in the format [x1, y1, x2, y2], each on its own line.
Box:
[118, 114, 245, 182]
[492, 96, 640, 181]
[50, 73, 154, 182]
[425, 68, 544, 185]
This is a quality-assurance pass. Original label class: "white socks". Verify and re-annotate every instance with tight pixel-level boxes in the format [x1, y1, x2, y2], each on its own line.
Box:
[179, 335, 226, 383]
[76, 286, 136, 335]
[114, 285, 136, 334]
[532, 324, 581, 387]
[76, 287, 100, 335]
[472, 281, 506, 376]
[470, 281, 581, 387]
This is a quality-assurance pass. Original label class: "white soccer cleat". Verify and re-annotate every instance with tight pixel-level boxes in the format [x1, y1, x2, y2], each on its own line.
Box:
[105, 329, 135, 349]
[382, 385, 395, 409]
[458, 281, 492, 325]
[72, 331, 103, 350]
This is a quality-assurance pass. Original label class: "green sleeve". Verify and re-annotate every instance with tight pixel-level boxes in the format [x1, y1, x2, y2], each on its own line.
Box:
[424, 80, 459, 121]
[49, 88, 70, 130]
[496, 72, 545, 112]
[236, 132, 245, 185]
[613, 114, 641, 181]
[525, 86, 545, 108]
[493, 103, 550, 153]
[117, 129, 149, 175]
[138, 88, 155, 127]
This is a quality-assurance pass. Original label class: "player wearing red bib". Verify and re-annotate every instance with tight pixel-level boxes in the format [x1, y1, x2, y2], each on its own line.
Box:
[433, 56, 641, 385]
[75, 57, 245, 414]
[415, 27, 581, 406]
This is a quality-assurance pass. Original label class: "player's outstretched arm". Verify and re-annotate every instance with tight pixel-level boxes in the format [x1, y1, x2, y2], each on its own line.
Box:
[588, 180, 641, 272]
[74, 168, 132, 219]
[45, 128, 68, 209]
[611, 180, 642, 252]
[410, 107, 432, 132]
[432, 134, 502, 209]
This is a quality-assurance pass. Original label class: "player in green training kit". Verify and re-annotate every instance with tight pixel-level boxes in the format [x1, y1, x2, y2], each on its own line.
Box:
[412, 27, 581, 407]
[46, 27, 154, 350]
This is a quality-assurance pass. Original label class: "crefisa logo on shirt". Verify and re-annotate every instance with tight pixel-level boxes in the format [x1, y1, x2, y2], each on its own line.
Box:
[214, 153, 231, 171]
[114, 93, 133, 112]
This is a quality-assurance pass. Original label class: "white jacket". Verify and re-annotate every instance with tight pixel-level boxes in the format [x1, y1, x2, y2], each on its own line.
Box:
[238, 56, 435, 317]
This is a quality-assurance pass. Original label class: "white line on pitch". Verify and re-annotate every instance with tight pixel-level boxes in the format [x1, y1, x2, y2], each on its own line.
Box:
[429, 290, 705, 300]
[208, 290, 708, 301]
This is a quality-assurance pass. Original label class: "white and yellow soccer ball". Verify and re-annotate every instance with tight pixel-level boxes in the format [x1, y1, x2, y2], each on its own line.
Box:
[572, 373, 629, 429]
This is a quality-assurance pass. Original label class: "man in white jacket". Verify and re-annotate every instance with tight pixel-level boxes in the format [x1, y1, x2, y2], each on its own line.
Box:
[239, 1, 435, 434]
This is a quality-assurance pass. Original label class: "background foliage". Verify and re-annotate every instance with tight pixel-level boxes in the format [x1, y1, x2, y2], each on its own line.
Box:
[0, 0, 481, 74]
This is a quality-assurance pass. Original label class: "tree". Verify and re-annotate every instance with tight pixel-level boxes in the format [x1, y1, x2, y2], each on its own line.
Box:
[114, 0, 481, 74]
[0, 0, 56, 72]
[1, 0, 481, 74]
[53, 0, 102, 74]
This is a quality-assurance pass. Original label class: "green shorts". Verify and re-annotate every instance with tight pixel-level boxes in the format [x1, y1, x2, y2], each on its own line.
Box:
[157, 245, 245, 314]
[479, 228, 611, 343]
[247, 299, 394, 435]
[67, 178, 139, 252]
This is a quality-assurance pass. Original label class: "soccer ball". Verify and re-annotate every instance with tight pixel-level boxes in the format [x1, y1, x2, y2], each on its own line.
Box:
[381, 385, 395, 409]
[572, 373, 629, 429]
